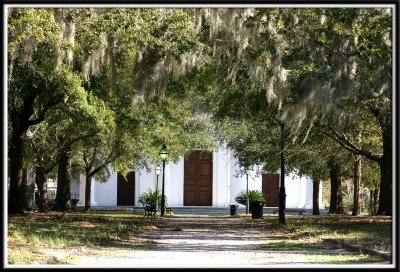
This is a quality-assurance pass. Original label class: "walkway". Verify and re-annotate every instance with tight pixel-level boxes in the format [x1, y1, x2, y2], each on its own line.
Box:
[54, 215, 382, 267]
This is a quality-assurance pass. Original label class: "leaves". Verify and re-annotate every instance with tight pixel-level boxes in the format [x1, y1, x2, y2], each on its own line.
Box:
[235, 189, 265, 206]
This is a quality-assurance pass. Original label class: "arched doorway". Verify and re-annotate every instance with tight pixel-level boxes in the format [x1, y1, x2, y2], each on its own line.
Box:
[184, 150, 213, 206]
[117, 171, 135, 206]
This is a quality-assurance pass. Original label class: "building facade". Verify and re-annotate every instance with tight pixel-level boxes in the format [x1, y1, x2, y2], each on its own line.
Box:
[71, 148, 324, 209]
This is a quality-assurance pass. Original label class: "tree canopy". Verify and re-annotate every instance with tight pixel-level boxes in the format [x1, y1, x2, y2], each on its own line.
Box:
[6, 7, 394, 215]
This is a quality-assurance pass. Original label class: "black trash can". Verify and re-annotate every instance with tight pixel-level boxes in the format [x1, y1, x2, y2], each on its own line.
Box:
[250, 201, 264, 219]
[230, 205, 238, 216]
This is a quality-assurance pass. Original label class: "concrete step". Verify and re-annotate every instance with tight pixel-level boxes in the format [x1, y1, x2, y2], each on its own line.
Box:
[79, 206, 326, 215]
[131, 206, 327, 215]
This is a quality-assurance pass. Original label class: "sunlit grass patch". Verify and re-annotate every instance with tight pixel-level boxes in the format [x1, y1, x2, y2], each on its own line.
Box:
[303, 252, 384, 264]
[260, 214, 392, 263]
[7, 211, 158, 264]
[263, 240, 322, 251]
[262, 239, 386, 264]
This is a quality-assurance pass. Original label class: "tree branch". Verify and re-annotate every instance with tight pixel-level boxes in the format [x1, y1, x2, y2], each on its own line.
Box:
[87, 161, 110, 179]
[88, 147, 98, 172]
[68, 132, 96, 146]
[322, 125, 381, 163]
[44, 161, 57, 174]
[88, 146, 118, 178]
[28, 95, 63, 126]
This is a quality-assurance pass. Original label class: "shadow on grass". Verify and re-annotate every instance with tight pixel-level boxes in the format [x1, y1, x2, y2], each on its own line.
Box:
[8, 211, 157, 247]
[7, 212, 392, 265]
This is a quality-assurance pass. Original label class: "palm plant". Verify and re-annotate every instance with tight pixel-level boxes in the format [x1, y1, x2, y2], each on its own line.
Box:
[138, 189, 167, 211]
[235, 189, 265, 212]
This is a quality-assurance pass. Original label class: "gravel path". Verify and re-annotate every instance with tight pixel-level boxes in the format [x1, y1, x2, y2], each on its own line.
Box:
[50, 215, 379, 267]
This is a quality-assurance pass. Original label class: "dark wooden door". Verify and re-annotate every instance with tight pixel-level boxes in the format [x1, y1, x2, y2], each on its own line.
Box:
[184, 150, 213, 206]
[117, 171, 135, 206]
[262, 173, 279, 207]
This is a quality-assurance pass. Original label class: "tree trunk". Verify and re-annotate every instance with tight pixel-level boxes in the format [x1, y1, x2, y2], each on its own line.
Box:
[352, 154, 361, 216]
[23, 165, 36, 211]
[84, 175, 92, 212]
[312, 180, 320, 215]
[8, 79, 61, 214]
[8, 115, 25, 214]
[8, 85, 41, 214]
[337, 178, 344, 214]
[35, 164, 49, 212]
[54, 142, 72, 211]
[328, 156, 341, 214]
[377, 127, 392, 215]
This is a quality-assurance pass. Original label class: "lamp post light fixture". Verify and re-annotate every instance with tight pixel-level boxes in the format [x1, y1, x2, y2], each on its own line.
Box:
[245, 168, 251, 215]
[159, 144, 169, 217]
[155, 165, 161, 212]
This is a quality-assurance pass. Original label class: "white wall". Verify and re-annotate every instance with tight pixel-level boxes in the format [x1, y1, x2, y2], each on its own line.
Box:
[93, 171, 117, 206]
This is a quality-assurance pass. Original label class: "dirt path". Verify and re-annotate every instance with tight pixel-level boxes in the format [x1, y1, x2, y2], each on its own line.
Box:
[45, 215, 384, 267]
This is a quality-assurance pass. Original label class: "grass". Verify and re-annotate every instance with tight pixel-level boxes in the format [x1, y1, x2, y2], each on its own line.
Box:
[7, 211, 392, 265]
[260, 214, 392, 264]
[287, 214, 391, 254]
[7, 211, 157, 264]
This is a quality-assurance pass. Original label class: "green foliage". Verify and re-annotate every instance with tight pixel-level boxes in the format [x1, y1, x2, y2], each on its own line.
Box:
[8, 7, 209, 182]
[362, 159, 381, 190]
[235, 189, 265, 206]
[138, 189, 166, 209]
[7, 7, 392, 214]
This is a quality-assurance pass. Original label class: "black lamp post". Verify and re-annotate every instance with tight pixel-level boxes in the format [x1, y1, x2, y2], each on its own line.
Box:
[155, 165, 161, 212]
[279, 122, 286, 225]
[245, 168, 251, 215]
[159, 144, 169, 217]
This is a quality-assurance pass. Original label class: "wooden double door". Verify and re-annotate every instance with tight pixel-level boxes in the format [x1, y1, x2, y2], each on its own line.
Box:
[117, 171, 135, 206]
[184, 150, 213, 206]
[262, 173, 279, 207]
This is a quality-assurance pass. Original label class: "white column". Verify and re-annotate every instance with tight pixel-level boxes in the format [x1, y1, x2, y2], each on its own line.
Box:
[165, 163, 171, 206]
[319, 180, 324, 209]
[226, 149, 231, 207]
[77, 174, 85, 206]
[212, 149, 218, 207]
[135, 171, 140, 206]
[305, 178, 314, 209]
[90, 179, 98, 206]
[168, 158, 184, 206]
[297, 176, 307, 208]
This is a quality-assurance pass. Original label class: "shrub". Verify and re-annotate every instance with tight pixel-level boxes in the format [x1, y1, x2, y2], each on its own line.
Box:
[138, 189, 167, 210]
[235, 189, 265, 211]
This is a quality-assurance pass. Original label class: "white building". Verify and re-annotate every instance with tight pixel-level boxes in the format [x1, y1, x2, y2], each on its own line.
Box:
[71, 147, 324, 210]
